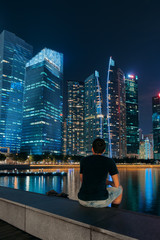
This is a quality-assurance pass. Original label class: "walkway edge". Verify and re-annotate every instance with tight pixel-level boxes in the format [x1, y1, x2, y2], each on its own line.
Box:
[0, 197, 136, 240]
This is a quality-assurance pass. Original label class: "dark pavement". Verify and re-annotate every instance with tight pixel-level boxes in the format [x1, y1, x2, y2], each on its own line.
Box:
[0, 219, 40, 240]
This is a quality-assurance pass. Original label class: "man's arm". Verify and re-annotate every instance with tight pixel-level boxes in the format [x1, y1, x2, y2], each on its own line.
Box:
[80, 174, 83, 183]
[111, 174, 120, 188]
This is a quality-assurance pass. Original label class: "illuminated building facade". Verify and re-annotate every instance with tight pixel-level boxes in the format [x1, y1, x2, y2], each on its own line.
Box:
[125, 74, 139, 157]
[103, 116, 109, 156]
[0, 30, 33, 153]
[107, 57, 126, 158]
[84, 71, 103, 155]
[139, 137, 153, 159]
[21, 48, 63, 154]
[144, 134, 153, 159]
[152, 94, 160, 159]
[139, 128, 143, 141]
[67, 81, 84, 155]
[62, 118, 68, 155]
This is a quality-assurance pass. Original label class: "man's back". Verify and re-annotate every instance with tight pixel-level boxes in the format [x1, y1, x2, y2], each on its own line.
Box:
[78, 155, 118, 201]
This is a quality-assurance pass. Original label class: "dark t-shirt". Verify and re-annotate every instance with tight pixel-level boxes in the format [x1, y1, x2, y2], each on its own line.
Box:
[78, 155, 118, 201]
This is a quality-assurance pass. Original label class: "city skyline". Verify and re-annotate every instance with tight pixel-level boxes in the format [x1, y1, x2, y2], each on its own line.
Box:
[0, 29, 159, 158]
[1, 0, 160, 134]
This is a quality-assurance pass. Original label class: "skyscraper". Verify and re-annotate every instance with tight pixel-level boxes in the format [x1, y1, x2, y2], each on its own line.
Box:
[84, 71, 103, 155]
[103, 116, 109, 156]
[21, 48, 63, 155]
[0, 30, 33, 153]
[66, 81, 84, 155]
[139, 137, 153, 159]
[125, 74, 139, 158]
[152, 93, 160, 159]
[62, 118, 68, 156]
[106, 57, 126, 158]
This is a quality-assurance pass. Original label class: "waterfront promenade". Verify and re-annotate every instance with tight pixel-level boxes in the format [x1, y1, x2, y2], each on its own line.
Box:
[0, 163, 160, 171]
[0, 186, 160, 240]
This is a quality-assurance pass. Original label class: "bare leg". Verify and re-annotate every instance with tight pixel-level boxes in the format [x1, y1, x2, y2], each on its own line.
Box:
[112, 185, 123, 204]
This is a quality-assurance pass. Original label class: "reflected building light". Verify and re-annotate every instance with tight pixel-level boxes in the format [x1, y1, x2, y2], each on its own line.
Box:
[61, 178, 63, 189]
[145, 169, 153, 207]
[14, 177, 18, 189]
[26, 176, 30, 191]
[52, 177, 55, 187]
[38, 176, 41, 187]
[137, 170, 145, 210]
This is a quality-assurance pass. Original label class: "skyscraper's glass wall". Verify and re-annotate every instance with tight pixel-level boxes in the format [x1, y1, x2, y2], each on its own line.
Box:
[0, 30, 33, 153]
[84, 71, 103, 155]
[107, 57, 126, 158]
[125, 74, 139, 157]
[21, 48, 63, 154]
[152, 94, 160, 159]
[67, 81, 84, 156]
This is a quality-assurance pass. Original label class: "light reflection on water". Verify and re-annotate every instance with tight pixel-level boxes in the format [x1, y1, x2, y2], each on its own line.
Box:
[0, 168, 160, 216]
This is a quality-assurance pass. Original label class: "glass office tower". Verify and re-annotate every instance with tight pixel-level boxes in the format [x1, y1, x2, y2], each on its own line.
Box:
[103, 116, 109, 156]
[0, 30, 33, 153]
[67, 81, 84, 156]
[106, 57, 126, 159]
[21, 48, 63, 154]
[62, 118, 68, 156]
[84, 71, 103, 155]
[125, 74, 139, 157]
[152, 94, 160, 159]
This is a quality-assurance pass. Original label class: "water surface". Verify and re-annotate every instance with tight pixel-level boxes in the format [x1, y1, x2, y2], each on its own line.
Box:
[0, 168, 160, 216]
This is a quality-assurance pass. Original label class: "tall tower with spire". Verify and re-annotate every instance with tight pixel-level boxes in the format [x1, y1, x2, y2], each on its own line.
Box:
[106, 57, 126, 158]
[84, 71, 103, 155]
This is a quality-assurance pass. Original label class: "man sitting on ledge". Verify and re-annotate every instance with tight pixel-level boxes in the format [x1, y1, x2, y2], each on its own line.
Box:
[78, 138, 123, 208]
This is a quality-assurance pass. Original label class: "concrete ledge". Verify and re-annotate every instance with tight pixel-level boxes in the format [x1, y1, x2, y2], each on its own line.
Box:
[0, 197, 134, 240]
[0, 198, 26, 231]
[26, 207, 91, 240]
[1, 187, 160, 240]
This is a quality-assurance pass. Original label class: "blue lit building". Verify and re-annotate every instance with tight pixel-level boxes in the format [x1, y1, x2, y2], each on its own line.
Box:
[125, 74, 139, 158]
[21, 48, 63, 155]
[84, 71, 103, 155]
[152, 94, 160, 159]
[0, 30, 33, 153]
[67, 81, 84, 156]
[106, 57, 126, 159]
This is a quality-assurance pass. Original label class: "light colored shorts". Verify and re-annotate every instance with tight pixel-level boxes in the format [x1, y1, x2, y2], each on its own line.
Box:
[78, 186, 122, 208]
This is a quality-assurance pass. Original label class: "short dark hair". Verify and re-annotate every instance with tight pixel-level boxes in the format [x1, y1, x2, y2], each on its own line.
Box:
[92, 138, 106, 154]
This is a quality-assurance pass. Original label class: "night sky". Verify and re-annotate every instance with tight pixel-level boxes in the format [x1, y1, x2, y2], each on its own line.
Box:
[0, 0, 160, 134]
